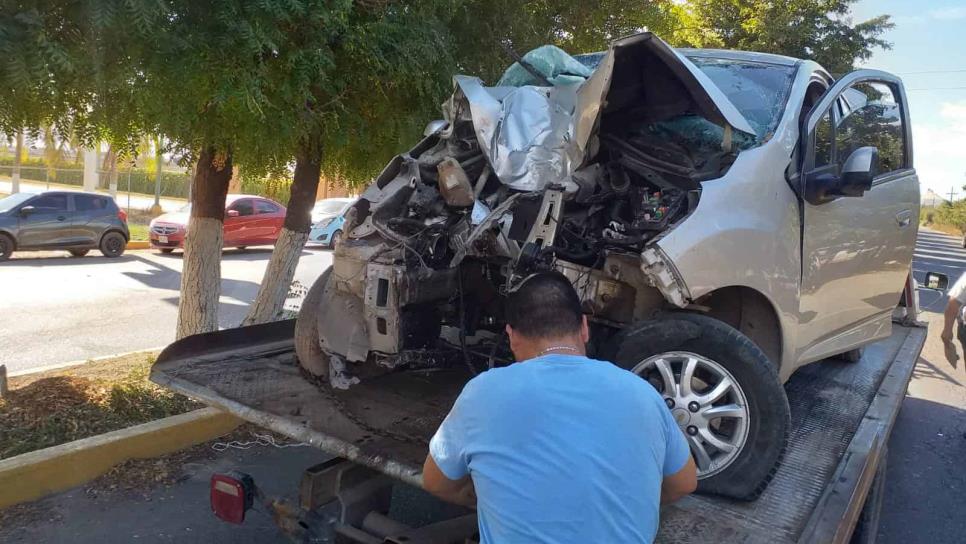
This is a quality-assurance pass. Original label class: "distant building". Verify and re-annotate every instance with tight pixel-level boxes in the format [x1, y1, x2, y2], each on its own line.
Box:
[921, 189, 949, 208]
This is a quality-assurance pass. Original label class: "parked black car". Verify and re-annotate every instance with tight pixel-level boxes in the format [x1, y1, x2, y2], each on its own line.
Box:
[0, 191, 130, 261]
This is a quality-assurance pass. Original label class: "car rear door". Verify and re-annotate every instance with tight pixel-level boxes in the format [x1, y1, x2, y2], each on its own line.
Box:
[253, 199, 283, 242]
[17, 193, 73, 248]
[795, 70, 917, 363]
[224, 199, 255, 247]
[71, 194, 114, 246]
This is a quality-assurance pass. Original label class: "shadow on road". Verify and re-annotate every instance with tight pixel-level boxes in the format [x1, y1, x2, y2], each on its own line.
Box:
[123, 254, 263, 307]
[0, 254, 138, 266]
[151, 246, 315, 262]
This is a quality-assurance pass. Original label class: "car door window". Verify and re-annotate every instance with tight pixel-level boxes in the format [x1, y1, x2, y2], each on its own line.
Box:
[30, 194, 68, 212]
[814, 110, 833, 168]
[833, 82, 905, 174]
[74, 195, 110, 213]
[255, 200, 279, 214]
[231, 200, 254, 216]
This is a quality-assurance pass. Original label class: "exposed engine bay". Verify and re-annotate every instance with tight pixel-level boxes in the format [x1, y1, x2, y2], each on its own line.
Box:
[310, 33, 758, 387]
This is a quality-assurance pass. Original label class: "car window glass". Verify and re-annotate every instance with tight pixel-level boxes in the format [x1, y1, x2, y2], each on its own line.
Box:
[834, 82, 905, 174]
[814, 110, 832, 168]
[255, 200, 278, 214]
[231, 200, 254, 216]
[75, 195, 109, 212]
[31, 194, 68, 212]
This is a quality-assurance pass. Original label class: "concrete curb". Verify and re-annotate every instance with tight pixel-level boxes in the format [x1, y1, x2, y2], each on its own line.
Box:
[9, 347, 164, 378]
[126, 240, 151, 250]
[0, 407, 241, 509]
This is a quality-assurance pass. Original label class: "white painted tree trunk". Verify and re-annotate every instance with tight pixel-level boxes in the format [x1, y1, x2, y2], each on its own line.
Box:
[243, 227, 310, 325]
[176, 217, 224, 339]
[11, 132, 22, 194]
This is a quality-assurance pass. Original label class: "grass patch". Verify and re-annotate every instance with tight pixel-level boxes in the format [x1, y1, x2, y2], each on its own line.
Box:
[127, 222, 149, 241]
[126, 208, 155, 241]
[0, 352, 200, 460]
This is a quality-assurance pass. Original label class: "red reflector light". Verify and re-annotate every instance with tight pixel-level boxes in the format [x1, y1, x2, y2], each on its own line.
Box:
[210, 472, 254, 524]
[118, 209, 128, 222]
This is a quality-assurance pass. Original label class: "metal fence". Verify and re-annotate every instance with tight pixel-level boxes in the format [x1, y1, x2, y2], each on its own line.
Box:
[0, 164, 190, 212]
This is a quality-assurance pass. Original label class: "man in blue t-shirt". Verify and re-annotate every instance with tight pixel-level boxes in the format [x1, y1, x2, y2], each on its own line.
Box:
[422, 271, 697, 543]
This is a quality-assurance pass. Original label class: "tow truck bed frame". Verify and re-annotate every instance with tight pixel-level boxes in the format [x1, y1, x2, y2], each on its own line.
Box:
[151, 320, 926, 543]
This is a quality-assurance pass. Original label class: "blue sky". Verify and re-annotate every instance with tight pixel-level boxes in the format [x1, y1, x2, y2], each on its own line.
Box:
[853, 0, 966, 199]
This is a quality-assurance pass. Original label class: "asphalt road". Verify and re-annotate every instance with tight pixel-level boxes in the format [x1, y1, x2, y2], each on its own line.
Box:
[878, 228, 966, 543]
[0, 245, 333, 375]
[0, 229, 963, 542]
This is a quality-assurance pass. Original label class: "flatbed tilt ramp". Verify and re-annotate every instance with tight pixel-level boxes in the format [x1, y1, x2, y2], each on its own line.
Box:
[151, 320, 926, 543]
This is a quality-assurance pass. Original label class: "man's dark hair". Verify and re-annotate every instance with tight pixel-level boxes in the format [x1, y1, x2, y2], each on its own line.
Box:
[505, 271, 583, 338]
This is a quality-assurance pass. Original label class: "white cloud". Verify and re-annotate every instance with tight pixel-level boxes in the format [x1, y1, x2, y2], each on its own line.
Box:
[893, 6, 966, 25]
[912, 100, 966, 198]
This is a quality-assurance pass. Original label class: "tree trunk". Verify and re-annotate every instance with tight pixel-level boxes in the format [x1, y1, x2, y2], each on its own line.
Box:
[105, 147, 119, 197]
[242, 140, 323, 325]
[176, 145, 233, 339]
[12, 132, 22, 194]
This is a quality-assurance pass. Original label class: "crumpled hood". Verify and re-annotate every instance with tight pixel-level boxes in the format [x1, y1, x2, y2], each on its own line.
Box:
[442, 32, 754, 192]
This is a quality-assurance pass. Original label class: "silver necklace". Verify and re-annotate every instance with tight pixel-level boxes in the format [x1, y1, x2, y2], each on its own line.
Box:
[537, 345, 580, 357]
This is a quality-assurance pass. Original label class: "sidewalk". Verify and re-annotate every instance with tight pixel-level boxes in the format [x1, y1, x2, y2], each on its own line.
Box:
[0, 176, 187, 213]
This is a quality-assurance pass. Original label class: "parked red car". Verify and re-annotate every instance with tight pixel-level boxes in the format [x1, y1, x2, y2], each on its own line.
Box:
[149, 195, 286, 254]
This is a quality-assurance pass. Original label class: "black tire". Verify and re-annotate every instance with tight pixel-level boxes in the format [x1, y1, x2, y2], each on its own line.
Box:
[295, 268, 332, 379]
[159, 248, 175, 254]
[606, 313, 790, 500]
[99, 231, 126, 258]
[68, 249, 90, 257]
[0, 233, 13, 262]
[329, 230, 342, 249]
[837, 347, 863, 363]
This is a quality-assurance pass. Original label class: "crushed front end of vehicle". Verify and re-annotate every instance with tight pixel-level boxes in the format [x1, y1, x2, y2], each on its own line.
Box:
[304, 32, 758, 387]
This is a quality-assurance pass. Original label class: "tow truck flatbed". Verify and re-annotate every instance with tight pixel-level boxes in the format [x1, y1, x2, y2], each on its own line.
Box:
[151, 320, 926, 543]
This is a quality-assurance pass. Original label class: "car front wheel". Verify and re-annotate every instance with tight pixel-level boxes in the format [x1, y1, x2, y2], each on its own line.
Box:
[608, 312, 790, 500]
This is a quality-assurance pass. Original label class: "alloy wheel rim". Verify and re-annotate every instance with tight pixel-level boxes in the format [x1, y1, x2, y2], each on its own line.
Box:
[632, 351, 750, 478]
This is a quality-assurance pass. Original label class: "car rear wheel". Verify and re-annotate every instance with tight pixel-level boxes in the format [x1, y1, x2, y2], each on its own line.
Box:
[607, 312, 790, 500]
[159, 248, 175, 254]
[295, 268, 333, 379]
[330, 230, 343, 249]
[69, 249, 90, 257]
[99, 231, 126, 258]
[0, 234, 14, 262]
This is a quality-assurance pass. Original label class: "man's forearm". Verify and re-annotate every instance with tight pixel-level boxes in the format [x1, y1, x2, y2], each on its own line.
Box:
[943, 299, 961, 336]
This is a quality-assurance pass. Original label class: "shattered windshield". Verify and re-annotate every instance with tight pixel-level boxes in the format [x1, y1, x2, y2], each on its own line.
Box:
[687, 58, 795, 138]
[575, 53, 795, 139]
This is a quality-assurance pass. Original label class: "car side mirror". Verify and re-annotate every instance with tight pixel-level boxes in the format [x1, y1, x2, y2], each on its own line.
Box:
[19, 205, 36, 217]
[805, 146, 878, 205]
[923, 271, 949, 291]
[423, 119, 448, 137]
[837, 146, 878, 197]
[226, 209, 240, 218]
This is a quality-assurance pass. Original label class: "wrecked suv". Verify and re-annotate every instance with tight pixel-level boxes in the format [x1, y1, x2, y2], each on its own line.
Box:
[295, 33, 918, 500]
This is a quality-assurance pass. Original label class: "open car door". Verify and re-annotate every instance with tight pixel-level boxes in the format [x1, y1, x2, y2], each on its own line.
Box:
[795, 69, 918, 364]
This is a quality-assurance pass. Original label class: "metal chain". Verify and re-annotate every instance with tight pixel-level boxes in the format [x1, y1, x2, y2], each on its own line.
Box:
[212, 432, 309, 452]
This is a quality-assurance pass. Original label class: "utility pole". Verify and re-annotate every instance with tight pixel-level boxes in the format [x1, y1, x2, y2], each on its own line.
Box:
[151, 136, 163, 216]
[947, 186, 957, 203]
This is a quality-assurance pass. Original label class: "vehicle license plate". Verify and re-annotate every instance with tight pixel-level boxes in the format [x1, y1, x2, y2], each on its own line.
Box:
[159, 235, 168, 243]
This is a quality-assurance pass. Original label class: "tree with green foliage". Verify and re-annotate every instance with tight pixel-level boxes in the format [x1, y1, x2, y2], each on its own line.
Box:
[690, 0, 893, 74]
[935, 201, 966, 236]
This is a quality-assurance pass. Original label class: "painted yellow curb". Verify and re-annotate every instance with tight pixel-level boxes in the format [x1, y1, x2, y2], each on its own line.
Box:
[0, 407, 241, 508]
[126, 240, 151, 250]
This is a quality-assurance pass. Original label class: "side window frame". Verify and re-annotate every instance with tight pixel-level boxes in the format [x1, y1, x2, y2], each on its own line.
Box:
[802, 70, 912, 187]
[229, 199, 255, 217]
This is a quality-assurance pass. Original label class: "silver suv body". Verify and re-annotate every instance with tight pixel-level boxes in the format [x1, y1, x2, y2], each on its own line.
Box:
[295, 33, 918, 499]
